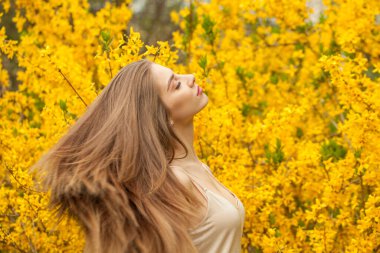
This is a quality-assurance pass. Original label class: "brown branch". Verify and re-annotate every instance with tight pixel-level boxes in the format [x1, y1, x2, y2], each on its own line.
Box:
[20, 222, 38, 253]
[108, 58, 113, 78]
[245, 142, 257, 168]
[4, 162, 40, 193]
[0, 223, 28, 253]
[57, 68, 88, 108]
[211, 48, 229, 99]
[187, 0, 193, 67]
[359, 172, 367, 216]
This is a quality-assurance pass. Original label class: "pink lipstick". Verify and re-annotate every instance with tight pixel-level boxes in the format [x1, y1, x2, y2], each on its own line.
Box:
[197, 86, 203, 96]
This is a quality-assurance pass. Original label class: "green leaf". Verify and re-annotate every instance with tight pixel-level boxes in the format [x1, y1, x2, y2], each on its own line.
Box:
[273, 138, 285, 164]
[241, 103, 252, 117]
[328, 121, 338, 135]
[271, 24, 281, 34]
[198, 55, 208, 71]
[319, 13, 327, 24]
[321, 139, 347, 162]
[295, 21, 313, 33]
[101, 29, 111, 42]
[183, 2, 198, 52]
[270, 72, 279, 84]
[364, 65, 380, 81]
[264, 139, 285, 166]
[295, 41, 305, 51]
[202, 14, 216, 45]
[59, 99, 68, 112]
[268, 212, 276, 225]
[246, 71, 254, 79]
[354, 148, 362, 159]
[12, 127, 18, 137]
[275, 228, 281, 238]
[296, 127, 304, 139]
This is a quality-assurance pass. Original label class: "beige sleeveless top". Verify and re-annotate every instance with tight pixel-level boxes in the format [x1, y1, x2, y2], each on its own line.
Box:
[170, 163, 245, 253]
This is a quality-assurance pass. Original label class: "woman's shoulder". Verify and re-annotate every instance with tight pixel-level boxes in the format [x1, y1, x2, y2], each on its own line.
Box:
[170, 165, 194, 191]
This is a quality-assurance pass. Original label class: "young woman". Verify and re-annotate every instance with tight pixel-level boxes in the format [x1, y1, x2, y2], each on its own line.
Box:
[31, 59, 245, 253]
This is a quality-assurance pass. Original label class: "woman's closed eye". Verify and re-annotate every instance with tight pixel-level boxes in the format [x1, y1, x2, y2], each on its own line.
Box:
[175, 81, 181, 89]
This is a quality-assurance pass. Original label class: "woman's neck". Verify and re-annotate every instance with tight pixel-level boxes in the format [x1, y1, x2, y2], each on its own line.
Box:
[170, 119, 202, 166]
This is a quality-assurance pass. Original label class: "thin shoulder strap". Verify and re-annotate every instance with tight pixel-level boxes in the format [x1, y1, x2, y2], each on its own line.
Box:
[201, 163, 239, 201]
[200, 162, 213, 176]
[169, 165, 208, 194]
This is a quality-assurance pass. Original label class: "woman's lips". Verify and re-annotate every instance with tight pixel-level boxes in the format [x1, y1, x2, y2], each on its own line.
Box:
[197, 86, 203, 96]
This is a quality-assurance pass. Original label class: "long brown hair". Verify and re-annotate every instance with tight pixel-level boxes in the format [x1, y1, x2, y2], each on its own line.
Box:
[30, 59, 203, 252]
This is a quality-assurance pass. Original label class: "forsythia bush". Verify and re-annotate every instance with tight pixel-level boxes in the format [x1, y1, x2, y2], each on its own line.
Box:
[1, 0, 379, 252]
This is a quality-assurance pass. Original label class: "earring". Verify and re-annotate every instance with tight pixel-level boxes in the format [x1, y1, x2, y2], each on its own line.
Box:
[170, 119, 174, 126]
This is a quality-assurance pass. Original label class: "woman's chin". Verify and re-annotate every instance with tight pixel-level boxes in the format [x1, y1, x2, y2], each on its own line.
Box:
[199, 97, 209, 111]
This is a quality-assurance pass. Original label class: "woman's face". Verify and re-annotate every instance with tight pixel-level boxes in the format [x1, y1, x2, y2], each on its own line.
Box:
[151, 63, 208, 124]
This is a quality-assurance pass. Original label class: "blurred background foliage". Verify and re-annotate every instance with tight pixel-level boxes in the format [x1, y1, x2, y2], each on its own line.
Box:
[1, 0, 187, 92]
[1, 0, 380, 252]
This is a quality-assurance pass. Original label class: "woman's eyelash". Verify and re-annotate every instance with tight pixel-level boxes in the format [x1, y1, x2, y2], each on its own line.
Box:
[175, 81, 181, 89]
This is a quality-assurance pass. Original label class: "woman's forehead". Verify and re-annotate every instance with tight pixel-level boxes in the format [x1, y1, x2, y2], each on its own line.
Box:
[152, 63, 171, 75]
[151, 63, 172, 93]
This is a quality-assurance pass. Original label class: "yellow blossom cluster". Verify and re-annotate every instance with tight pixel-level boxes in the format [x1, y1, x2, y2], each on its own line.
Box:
[1, 0, 380, 252]
[171, 0, 380, 252]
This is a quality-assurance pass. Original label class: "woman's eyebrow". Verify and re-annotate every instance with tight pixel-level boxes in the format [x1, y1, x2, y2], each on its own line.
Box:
[167, 72, 174, 92]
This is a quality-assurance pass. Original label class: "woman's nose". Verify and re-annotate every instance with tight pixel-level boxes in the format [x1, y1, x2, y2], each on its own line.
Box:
[188, 74, 195, 87]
